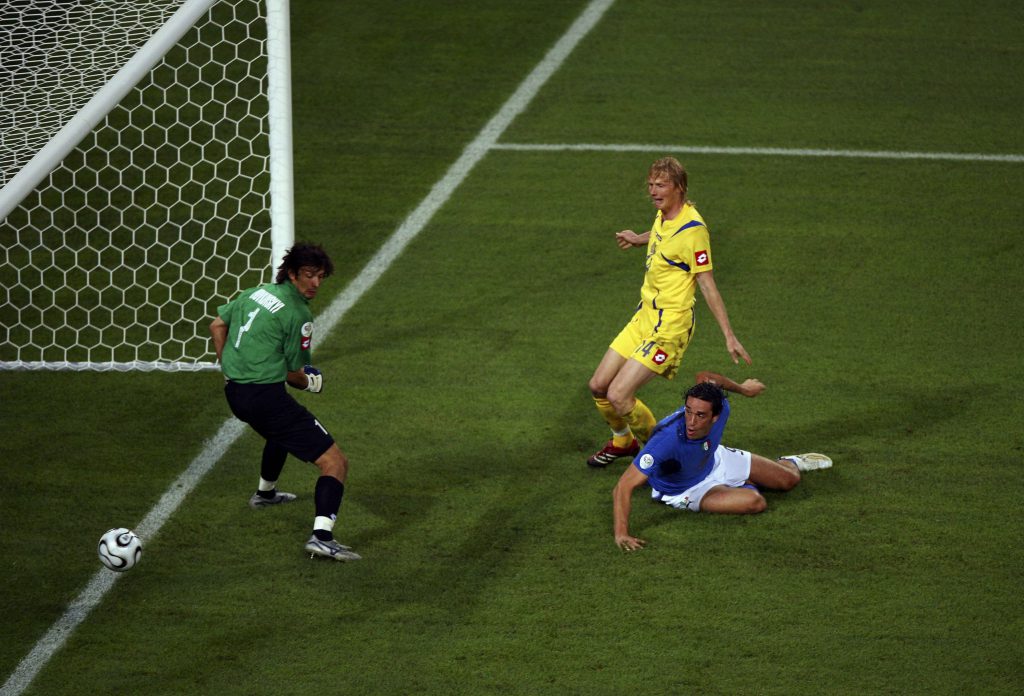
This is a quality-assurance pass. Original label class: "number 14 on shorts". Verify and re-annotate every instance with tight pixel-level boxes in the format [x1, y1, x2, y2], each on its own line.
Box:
[636, 340, 669, 366]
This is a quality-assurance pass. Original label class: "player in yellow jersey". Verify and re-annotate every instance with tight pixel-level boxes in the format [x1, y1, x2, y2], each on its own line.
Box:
[586, 157, 751, 467]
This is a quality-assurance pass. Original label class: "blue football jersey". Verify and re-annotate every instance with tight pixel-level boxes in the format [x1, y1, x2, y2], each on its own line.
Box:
[632, 397, 731, 495]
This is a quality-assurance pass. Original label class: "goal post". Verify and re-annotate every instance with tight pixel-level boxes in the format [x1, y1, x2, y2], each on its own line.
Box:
[0, 0, 295, 372]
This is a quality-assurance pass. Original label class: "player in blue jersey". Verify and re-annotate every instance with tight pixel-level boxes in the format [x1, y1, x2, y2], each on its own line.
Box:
[612, 371, 833, 551]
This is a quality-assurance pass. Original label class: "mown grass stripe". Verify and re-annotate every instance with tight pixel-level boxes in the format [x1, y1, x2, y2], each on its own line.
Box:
[492, 141, 1024, 163]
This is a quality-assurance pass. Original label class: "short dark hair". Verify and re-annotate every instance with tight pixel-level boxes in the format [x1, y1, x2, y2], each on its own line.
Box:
[684, 381, 725, 416]
[275, 243, 334, 284]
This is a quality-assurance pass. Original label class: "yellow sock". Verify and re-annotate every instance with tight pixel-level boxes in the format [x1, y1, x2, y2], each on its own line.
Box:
[613, 434, 634, 448]
[624, 398, 656, 443]
[593, 397, 633, 447]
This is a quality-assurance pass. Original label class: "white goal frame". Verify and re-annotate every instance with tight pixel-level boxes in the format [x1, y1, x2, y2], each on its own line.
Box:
[0, 0, 295, 372]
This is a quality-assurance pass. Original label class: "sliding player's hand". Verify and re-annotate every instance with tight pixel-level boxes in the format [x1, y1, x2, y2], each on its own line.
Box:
[616, 534, 646, 552]
[740, 379, 766, 398]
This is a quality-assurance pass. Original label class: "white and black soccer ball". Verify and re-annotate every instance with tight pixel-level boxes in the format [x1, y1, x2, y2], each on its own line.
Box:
[97, 528, 142, 572]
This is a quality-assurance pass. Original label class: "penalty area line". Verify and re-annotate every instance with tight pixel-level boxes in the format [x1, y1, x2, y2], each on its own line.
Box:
[491, 142, 1024, 163]
[0, 1, 616, 694]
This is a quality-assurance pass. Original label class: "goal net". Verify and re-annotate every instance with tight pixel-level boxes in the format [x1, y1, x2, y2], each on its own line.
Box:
[0, 0, 294, 372]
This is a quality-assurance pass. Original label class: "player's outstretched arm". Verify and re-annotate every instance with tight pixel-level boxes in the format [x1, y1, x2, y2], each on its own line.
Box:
[696, 270, 751, 365]
[615, 229, 650, 250]
[613, 465, 649, 551]
[694, 371, 765, 398]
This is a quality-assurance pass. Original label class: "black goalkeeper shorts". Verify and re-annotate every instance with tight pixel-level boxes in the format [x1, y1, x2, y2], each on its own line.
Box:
[224, 381, 334, 463]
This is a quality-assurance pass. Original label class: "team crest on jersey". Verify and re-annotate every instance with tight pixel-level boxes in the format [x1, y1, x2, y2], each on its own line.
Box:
[652, 348, 668, 365]
[695, 250, 709, 266]
[703, 441, 709, 451]
[639, 453, 655, 470]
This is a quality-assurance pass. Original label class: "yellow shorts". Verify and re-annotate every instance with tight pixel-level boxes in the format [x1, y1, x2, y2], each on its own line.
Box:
[609, 306, 695, 379]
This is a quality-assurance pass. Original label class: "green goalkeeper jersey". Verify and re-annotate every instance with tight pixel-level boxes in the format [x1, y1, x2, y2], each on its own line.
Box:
[217, 281, 314, 383]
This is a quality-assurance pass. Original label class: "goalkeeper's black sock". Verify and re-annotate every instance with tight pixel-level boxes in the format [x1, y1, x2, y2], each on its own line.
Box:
[260, 441, 288, 482]
[313, 476, 344, 541]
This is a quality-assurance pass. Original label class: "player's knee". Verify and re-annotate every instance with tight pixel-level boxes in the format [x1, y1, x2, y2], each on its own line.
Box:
[783, 468, 801, 491]
[777, 463, 801, 491]
[316, 447, 348, 482]
[706, 490, 767, 514]
[746, 494, 768, 514]
[593, 372, 614, 399]
[605, 387, 634, 415]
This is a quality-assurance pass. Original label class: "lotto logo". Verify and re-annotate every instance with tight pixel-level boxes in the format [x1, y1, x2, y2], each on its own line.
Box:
[653, 349, 668, 364]
[695, 250, 709, 266]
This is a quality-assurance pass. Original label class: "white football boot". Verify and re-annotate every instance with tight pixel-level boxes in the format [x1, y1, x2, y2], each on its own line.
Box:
[781, 453, 833, 472]
[248, 490, 298, 508]
[304, 535, 362, 562]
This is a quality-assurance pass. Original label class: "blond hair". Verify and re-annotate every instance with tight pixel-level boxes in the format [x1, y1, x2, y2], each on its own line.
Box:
[648, 156, 690, 204]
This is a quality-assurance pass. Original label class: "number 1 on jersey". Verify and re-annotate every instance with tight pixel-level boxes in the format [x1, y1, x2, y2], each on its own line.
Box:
[234, 308, 260, 348]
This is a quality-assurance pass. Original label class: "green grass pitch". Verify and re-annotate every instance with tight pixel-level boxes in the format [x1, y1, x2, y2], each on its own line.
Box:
[1, 0, 1022, 694]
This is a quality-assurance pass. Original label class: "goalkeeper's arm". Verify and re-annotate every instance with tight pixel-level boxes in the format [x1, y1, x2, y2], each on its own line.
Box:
[286, 365, 323, 393]
[208, 316, 228, 362]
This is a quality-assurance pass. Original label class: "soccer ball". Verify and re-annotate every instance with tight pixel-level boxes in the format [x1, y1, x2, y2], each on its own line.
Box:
[97, 528, 142, 572]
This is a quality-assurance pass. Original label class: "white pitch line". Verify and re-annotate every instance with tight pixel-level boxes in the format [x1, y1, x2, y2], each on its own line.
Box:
[0, 2, 615, 695]
[491, 141, 1024, 163]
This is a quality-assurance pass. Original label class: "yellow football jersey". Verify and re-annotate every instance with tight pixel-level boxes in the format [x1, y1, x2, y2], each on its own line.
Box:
[639, 203, 712, 313]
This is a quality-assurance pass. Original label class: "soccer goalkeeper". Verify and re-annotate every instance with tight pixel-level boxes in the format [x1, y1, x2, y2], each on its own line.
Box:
[208, 242, 360, 562]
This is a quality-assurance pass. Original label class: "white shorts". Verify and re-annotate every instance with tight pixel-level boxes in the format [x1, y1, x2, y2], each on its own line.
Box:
[650, 446, 752, 512]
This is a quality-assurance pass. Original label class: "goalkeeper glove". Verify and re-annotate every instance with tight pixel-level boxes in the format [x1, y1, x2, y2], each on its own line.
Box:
[303, 365, 323, 393]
